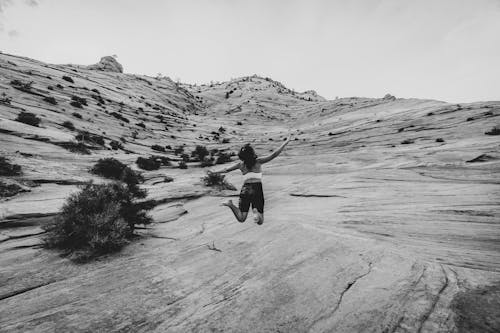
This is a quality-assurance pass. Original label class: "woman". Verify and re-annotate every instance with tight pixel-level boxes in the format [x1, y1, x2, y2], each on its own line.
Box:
[213, 135, 292, 225]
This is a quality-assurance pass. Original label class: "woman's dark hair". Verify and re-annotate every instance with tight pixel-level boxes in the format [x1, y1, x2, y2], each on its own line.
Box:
[238, 144, 257, 170]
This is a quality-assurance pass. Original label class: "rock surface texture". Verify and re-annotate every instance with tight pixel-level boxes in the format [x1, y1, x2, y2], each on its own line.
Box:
[1, 52, 499, 332]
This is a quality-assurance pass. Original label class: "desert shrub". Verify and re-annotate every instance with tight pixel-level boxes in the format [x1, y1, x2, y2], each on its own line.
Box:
[0, 94, 12, 104]
[42, 182, 151, 261]
[136, 156, 161, 170]
[215, 152, 232, 164]
[165, 145, 172, 150]
[136, 122, 146, 129]
[15, 112, 41, 127]
[70, 101, 83, 108]
[62, 75, 74, 83]
[152, 155, 170, 166]
[110, 140, 123, 150]
[57, 142, 90, 154]
[485, 127, 500, 136]
[43, 96, 58, 105]
[192, 145, 209, 161]
[72, 112, 82, 119]
[178, 161, 187, 169]
[151, 144, 165, 152]
[218, 126, 226, 133]
[110, 112, 129, 123]
[222, 138, 230, 143]
[201, 171, 235, 190]
[401, 139, 415, 144]
[61, 121, 75, 130]
[181, 153, 190, 162]
[0, 181, 25, 198]
[91, 158, 127, 179]
[236, 121, 242, 125]
[200, 157, 214, 167]
[10, 79, 33, 91]
[174, 146, 184, 155]
[436, 138, 445, 143]
[76, 131, 105, 145]
[0, 156, 22, 176]
[91, 88, 100, 94]
[71, 95, 87, 106]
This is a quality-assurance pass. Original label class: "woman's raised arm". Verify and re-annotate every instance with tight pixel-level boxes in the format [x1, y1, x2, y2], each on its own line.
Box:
[257, 135, 291, 164]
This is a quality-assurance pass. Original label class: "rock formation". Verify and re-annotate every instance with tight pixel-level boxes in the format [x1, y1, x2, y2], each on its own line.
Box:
[87, 56, 123, 73]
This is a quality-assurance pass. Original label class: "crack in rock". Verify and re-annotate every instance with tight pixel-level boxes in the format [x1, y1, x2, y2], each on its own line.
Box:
[308, 261, 373, 331]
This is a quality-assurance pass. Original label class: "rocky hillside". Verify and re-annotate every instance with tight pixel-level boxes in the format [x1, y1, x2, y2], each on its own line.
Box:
[1, 52, 499, 332]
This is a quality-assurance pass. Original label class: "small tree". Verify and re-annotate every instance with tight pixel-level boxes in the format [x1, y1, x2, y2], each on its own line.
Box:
[193, 145, 209, 161]
[136, 156, 161, 170]
[0, 156, 22, 176]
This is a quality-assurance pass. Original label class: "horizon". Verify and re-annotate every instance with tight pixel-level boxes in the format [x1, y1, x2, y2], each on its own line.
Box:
[1, 0, 499, 103]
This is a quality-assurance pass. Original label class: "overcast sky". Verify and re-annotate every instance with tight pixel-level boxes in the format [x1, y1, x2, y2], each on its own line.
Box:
[1, 0, 499, 103]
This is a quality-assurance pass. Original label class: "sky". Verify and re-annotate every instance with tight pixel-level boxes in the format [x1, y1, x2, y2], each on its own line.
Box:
[0, 0, 499, 103]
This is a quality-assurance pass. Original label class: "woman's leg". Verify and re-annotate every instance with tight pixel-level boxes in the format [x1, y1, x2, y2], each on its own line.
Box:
[222, 200, 248, 222]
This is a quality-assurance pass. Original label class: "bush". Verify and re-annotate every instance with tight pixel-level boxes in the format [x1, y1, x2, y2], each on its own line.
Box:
[201, 171, 235, 190]
[76, 131, 105, 145]
[0, 156, 22, 176]
[236, 121, 242, 125]
[193, 145, 209, 161]
[181, 153, 190, 162]
[57, 142, 90, 154]
[436, 138, 444, 143]
[42, 182, 152, 261]
[136, 122, 146, 129]
[152, 155, 171, 166]
[62, 121, 75, 130]
[110, 140, 123, 150]
[62, 75, 74, 83]
[200, 157, 214, 167]
[222, 138, 230, 143]
[151, 144, 165, 152]
[70, 101, 83, 108]
[215, 152, 232, 164]
[15, 112, 41, 127]
[174, 146, 184, 155]
[178, 161, 188, 169]
[91, 158, 127, 179]
[485, 127, 500, 136]
[71, 95, 88, 106]
[136, 156, 161, 170]
[0, 181, 25, 198]
[72, 112, 82, 119]
[110, 112, 129, 123]
[401, 139, 415, 144]
[10, 79, 33, 92]
[43, 96, 58, 105]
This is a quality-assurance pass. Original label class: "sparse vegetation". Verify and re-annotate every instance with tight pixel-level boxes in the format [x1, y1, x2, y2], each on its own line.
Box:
[15, 112, 41, 127]
[62, 75, 74, 83]
[178, 161, 187, 169]
[43, 96, 57, 105]
[201, 171, 235, 190]
[151, 144, 165, 152]
[136, 122, 146, 129]
[192, 145, 209, 161]
[401, 139, 415, 144]
[215, 152, 232, 164]
[42, 181, 151, 261]
[200, 157, 215, 167]
[174, 146, 184, 155]
[62, 121, 75, 130]
[110, 112, 130, 123]
[485, 127, 500, 136]
[72, 112, 83, 119]
[76, 131, 105, 145]
[57, 142, 90, 154]
[222, 138, 230, 144]
[10, 79, 33, 92]
[136, 156, 161, 170]
[0, 181, 25, 198]
[110, 140, 123, 150]
[70, 101, 83, 108]
[0, 94, 12, 104]
[436, 138, 445, 143]
[236, 121, 243, 125]
[0, 156, 22, 176]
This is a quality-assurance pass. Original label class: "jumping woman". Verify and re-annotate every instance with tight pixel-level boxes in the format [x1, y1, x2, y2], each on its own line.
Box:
[213, 135, 292, 225]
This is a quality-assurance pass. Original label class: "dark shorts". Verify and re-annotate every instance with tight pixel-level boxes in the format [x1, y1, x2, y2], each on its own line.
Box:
[239, 182, 264, 214]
